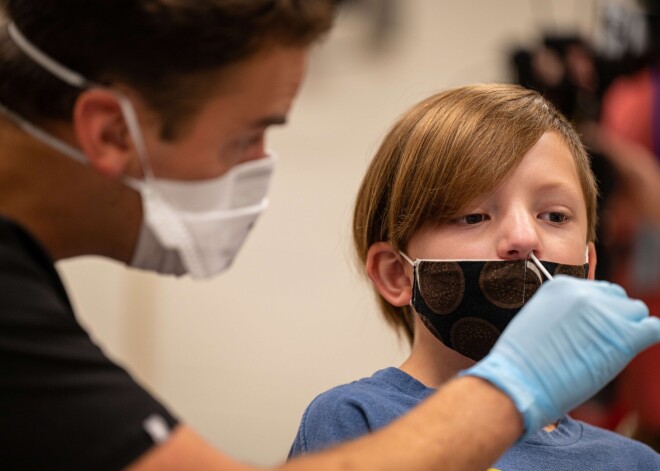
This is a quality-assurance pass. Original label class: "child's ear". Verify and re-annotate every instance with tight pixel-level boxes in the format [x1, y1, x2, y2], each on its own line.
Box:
[366, 242, 413, 307]
[587, 242, 598, 280]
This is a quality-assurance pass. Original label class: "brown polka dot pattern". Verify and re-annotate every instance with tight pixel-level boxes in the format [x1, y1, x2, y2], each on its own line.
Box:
[479, 261, 542, 309]
[417, 261, 464, 315]
[554, 264, 588, 279]
[419, 313, 444, 343]
[450, 317, 501, 361]
[411, 260, 589, 360]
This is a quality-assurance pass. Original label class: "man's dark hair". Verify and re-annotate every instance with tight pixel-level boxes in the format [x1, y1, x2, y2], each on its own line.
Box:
[0, 0, 338, 138]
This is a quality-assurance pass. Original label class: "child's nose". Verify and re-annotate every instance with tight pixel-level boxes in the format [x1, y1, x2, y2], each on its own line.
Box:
[495, 210, 541, 260]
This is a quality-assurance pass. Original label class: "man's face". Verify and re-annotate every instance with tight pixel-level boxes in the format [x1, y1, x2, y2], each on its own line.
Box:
[406, 131, 595, 273]
[134, 46, 308, 180]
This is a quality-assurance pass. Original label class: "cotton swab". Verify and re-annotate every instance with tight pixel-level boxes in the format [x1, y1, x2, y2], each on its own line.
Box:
[529, 252, 554, 281]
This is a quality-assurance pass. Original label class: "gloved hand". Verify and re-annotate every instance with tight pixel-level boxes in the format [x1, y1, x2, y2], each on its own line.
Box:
[462, 275, 660, 438]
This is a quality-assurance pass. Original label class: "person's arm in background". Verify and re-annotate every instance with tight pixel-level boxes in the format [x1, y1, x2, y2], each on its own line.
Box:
[594, 69, 660, 226]
[127, 277, 660, 471]
[584, 124, 660, 226]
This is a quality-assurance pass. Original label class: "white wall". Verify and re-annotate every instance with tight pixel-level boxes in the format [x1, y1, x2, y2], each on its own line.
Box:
[58, 0, 610, 466]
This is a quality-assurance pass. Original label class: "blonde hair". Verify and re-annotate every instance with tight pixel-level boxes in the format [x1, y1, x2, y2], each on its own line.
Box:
[353, 84, 598, 344]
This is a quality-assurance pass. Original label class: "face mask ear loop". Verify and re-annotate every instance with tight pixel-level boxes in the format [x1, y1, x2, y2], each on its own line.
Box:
[114, 93, 155, 181]
[7, 22, 155, 182]
[7, 22, 92, 88]
[2, 22, 95, 164]
[116, 95, 206, 275]
[529, 252, 554, 281]
[398, 251, 417, 308]
[399, 251, 415, 267]
[0, 102, 89, 164]
[5, 22, 149, 177]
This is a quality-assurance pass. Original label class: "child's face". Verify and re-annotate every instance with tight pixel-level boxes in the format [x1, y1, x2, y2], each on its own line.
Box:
[406, 132, 595, 271]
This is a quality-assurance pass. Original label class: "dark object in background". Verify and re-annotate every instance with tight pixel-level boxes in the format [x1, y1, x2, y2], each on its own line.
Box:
[510, 36, 615, 281]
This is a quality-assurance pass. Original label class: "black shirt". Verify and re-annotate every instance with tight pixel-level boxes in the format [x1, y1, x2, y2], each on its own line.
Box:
[0, 215, 178, 470]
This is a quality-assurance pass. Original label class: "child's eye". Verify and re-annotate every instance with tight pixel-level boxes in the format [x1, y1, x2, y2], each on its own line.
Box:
[457, 213, 489, 225]
[540, 212, 571, 224]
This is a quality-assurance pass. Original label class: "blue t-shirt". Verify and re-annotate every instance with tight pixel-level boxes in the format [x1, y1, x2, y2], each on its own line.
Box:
[289, 368, 660, 470]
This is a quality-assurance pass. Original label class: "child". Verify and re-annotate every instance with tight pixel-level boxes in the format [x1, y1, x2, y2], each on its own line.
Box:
[288, 84, 660, 469]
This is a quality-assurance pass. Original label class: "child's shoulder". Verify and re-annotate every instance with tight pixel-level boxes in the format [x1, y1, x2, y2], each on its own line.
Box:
[290, 367, 431, 457]
[305, 368, 403, 413]
[302, 367, 433, 432]
[310, 366, 433, 409]
[577, 420, 660, 466]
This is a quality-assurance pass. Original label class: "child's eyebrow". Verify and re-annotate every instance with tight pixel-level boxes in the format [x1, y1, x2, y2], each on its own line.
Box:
[533, 181, 582, 200]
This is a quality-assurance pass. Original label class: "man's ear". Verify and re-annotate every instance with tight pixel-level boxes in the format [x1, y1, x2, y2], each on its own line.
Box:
[72, 89, 134, 178]
[587, 241, 598, 280]
[366, 242, 413, 307]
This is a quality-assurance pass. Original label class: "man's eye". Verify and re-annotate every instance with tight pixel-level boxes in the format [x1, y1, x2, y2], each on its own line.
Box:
[459, 214, 488, 225]
[240, 133, 263, 148]
[542, 212, 571, 223]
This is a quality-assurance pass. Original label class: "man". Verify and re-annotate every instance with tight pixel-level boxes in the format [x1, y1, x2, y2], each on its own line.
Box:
[0, 2, 657, 470]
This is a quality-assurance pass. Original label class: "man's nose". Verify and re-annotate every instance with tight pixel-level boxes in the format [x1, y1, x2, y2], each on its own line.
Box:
[495, 210, 541, 260]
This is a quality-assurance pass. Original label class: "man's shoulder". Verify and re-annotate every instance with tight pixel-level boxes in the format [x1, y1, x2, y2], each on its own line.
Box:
[0, 214, 56, 278]
[0, 214, 70, 314]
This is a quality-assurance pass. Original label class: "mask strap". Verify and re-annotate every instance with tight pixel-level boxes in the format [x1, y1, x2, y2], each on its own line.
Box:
[0, 101, 88, 164]
[529, 252, 554, 280]
[114, 93, 154, 180]
[399, 251, 415, 267]
[6, 22, 155, 180]
[7, 22, 95, 88]
[398, 251, 416, 308]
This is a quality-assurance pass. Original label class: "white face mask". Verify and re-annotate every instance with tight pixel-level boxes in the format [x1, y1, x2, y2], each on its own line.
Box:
[2, 22, 274, 278]
[126, 155, 274, 278]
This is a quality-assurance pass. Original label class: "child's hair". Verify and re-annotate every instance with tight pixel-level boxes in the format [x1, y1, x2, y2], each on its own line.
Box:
[352, 84, 598, 344]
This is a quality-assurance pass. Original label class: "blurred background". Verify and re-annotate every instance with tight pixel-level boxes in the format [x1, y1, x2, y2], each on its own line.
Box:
[57, 0, 660, 466]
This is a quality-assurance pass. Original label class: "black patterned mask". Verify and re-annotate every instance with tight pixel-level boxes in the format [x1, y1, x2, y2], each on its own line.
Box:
[400, 253, 588, 361]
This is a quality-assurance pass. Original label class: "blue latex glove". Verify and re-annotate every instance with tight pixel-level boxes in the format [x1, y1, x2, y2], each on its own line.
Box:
[462, 275, 660, 438]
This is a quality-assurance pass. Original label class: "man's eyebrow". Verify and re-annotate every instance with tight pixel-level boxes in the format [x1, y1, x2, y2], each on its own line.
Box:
[251, 115, 287, 128]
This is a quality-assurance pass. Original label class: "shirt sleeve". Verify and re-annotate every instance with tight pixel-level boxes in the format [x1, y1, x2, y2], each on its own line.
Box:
[0, 226, 178, 471]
